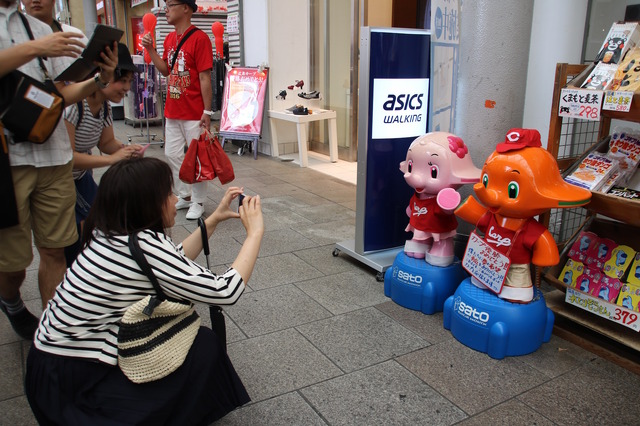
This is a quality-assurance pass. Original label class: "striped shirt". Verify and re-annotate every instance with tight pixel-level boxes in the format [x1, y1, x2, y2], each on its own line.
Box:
[34, 230, 244, 365]
[0, 5, 73, 167]
[64, 100, 113, 179]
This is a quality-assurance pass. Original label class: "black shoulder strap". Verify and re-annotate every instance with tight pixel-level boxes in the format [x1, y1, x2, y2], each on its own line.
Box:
[170, 27, 200, 71]
[76, 101, 83, 126]
[128, 233, 166, 301]
[17, 13, 49, 78]
[76, 100, 108, 127]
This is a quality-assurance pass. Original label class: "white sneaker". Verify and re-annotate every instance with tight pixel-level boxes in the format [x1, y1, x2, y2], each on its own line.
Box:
[186, 203, 204, 220]
[175, 198, 192, 210]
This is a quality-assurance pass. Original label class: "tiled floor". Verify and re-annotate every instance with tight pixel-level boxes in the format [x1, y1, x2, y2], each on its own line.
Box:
[1, 121, 639, 425]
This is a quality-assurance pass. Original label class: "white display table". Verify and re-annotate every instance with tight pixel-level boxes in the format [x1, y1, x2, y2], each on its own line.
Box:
[268, 109, 338, 167]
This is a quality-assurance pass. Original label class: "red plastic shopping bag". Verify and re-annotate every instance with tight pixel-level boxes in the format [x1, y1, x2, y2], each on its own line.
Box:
[179, 132, 216, 184]
[179, 130, 234, 184]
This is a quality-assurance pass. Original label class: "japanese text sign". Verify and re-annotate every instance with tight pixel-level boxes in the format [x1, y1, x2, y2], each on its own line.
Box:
[462, 231, 511, 294]
[559, 88, 603, 121]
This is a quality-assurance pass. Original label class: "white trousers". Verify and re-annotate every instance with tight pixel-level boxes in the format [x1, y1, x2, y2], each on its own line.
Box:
[164, 118, 207, 203]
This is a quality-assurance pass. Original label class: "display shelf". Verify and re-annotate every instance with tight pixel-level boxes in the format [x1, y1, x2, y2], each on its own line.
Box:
[543, 63, 640, 362]
[561, 136, 640, 227]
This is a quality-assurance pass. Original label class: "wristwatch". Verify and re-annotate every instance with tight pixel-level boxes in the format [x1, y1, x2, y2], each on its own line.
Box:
[94, 73, 109, 89]
[203, 109, 214, 117]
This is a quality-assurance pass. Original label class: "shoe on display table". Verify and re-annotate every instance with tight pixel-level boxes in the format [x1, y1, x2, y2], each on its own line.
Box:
[443, 278, 554, 359]
[384, 251, 468, 314]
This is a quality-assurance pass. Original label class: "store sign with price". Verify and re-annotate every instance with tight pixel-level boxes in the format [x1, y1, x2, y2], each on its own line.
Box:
[558, 88, 603, 121]
[602, 90, 633, 112]
[565, 287, 639, 332]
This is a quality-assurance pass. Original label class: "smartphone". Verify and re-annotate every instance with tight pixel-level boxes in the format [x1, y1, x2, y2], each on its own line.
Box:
[237, 193, 245, 212]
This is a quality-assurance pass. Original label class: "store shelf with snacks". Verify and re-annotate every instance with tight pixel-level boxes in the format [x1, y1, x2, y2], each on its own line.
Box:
[542, 63, 640, 365]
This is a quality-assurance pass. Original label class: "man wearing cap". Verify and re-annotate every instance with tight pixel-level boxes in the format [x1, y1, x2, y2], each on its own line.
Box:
[141, 0, 213, 220]
[62, 43, 144, 264]
[0, 0, 118, 340]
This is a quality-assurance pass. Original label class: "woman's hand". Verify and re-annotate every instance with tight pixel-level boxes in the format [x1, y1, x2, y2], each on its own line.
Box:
[95, 42, 118, 87]
[239, 194, 264, 239]
[111, 145, 139, 163]
[208, 187, 243, 225]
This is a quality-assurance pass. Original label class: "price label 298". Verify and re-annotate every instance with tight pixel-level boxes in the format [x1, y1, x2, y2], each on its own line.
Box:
[559, 88, 603, 122]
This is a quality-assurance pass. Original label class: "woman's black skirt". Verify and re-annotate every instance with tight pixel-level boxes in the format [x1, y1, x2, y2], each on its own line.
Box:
[25, 327, 250, 425]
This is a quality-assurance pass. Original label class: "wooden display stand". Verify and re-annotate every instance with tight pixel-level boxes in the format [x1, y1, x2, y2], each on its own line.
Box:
[543, 63, 640, 372]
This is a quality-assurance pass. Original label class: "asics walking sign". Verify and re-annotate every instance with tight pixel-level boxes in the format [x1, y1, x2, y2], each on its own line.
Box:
[372, 78, 430, 139]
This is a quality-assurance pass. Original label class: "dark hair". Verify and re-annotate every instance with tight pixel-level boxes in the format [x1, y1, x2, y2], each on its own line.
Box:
[113, 68, 134, 82]
[82, 157, 173, 246]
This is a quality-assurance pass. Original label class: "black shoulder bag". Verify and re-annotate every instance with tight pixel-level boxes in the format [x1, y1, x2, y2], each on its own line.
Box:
[0, 13, 65, 144]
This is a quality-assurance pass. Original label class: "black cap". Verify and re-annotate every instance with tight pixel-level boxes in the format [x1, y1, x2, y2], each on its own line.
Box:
[181, 0, 198, 12]
[116, 43, 138, 73]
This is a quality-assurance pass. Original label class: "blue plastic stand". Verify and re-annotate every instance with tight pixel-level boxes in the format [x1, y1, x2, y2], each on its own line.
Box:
[384, 251, 468, 314]
[443, 278, 554, 359]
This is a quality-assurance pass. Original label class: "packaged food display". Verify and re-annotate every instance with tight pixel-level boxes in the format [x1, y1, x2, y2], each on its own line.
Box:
[568, 230, 599, 262]
[565, 152, 619, 191]
[584, 237, 617, 270]
[574, 267, 603, 294]
[580, 62, 618, 90]
[603, 245, 637, 279]
[609, 47, 640, 91]
[617, 283, 640, 311]
[607, 185, 640, 200]
[595, 22, 640, 65]
[595, 275, 623, 303]
[628, 253, 640, 286]
[608, 128, 640, 179]
[558, 258, 585, 287]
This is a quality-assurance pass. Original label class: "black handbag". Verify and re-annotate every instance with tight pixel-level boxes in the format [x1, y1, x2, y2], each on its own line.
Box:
[0, 13, 65, 144]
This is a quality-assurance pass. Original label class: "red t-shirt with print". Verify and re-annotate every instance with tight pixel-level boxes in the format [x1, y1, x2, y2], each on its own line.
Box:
[162, 26, 213, 120]
[476, 213, 547, 264]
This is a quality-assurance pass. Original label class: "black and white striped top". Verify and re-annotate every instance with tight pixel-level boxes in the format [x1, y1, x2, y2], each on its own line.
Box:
[34, 230, 244, 365]
[64, 99, 113, 180]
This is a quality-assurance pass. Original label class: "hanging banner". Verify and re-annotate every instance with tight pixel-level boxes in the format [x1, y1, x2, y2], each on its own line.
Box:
[219, 67, 269, 136]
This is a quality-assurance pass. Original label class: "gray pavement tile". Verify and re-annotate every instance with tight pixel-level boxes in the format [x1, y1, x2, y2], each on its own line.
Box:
[259, 195, 315, 213]
[214, 392, 326, 425]
[295, 245, 364, 276]
[301, 360, 467, 426]
[518, 334, 598, 378]
[0, 396, 38, 425]
[396, 339, 548, 415]
[296, 307, 428, 373]
[243, 182, 301, 198]
[257, 229, 318, 257]
[519, 357, 640, 425]
[227, 328, 342, 403]
[375, 300, 454, 345]
[248, 253, 324, 291]
[295, 270, 389, 315]
[296, 203, 356, 224]
[0, 342, 27, 400]
[20, 269, 41, 303]
[193, 305, 247, 345]
[457, 399, 555, 426]
[292, 219, 356, 246]
[339, 200, 356, 211]
[225, 284, 331, 337]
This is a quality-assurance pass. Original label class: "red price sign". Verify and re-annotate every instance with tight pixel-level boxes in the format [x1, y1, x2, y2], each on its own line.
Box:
[566, 288, 640, 332]
[613, 308, 638, 326]
[559, 88, 603, 122]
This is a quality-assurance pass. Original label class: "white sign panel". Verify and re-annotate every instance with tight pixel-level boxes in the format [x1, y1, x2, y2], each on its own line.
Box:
[558, 88, 603, 121]
[565, 287, 639, 332]
[603, 90, 633, 112]
[371, 78, 429, 140]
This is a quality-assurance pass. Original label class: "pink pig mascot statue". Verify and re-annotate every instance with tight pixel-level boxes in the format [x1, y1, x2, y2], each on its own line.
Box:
[400, 132, 481, 267]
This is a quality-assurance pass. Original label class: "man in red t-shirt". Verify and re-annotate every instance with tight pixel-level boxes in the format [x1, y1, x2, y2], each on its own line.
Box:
[142, 0, 213, 220]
